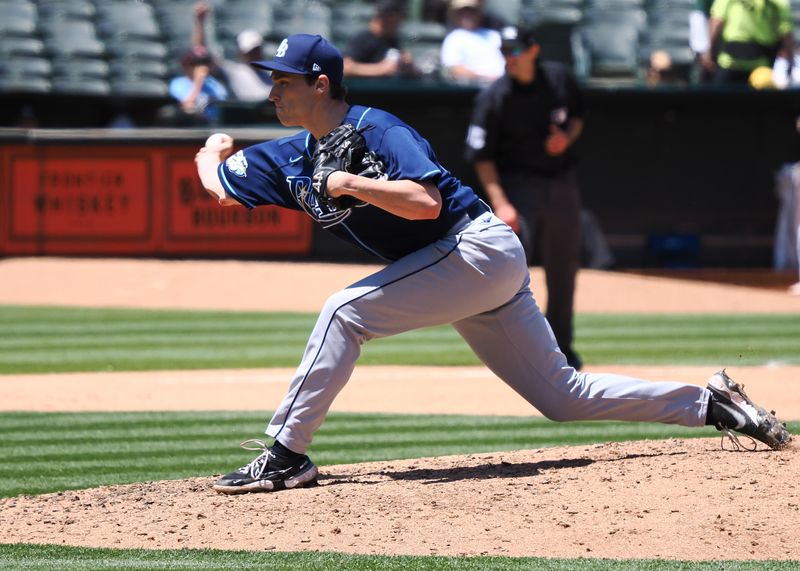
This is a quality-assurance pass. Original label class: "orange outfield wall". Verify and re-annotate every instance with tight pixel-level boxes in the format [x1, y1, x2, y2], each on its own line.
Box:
[0, 140, 312, 256]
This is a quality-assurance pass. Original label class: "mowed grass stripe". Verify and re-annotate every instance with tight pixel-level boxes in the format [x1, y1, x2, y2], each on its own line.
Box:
[1, 306, 799, 373]
[3, 544, 798, 571]
[0, 424, 719, 465]
[0, 412, 718, 441]
[4, 410, 788, 499]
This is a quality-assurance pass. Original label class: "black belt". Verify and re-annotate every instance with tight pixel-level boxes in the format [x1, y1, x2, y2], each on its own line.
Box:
[465, 199, 491, 220]
[721, 40, 777, 61]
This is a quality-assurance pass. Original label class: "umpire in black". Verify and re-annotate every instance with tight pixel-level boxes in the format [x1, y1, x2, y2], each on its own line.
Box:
[465, 26, 585, 370]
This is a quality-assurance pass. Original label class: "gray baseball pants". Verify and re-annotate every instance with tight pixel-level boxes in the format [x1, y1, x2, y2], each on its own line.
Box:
[267, 210, 710, 453]
[504, 169, 582, 364]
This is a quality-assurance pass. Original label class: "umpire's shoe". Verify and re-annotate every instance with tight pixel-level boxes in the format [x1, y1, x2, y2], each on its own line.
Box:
[213, 439, 318, 494]
[706, 370, 792, 451]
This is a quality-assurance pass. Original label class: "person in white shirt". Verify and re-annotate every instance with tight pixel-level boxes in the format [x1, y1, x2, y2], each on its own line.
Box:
[440, 0, 505, 84]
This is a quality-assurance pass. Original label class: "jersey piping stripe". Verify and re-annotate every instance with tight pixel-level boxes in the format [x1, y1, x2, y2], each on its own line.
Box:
[355, 107, 373, 129]
[421, 168, 441, 179]
[271, 234, 463, 442]
[217, 164, 257, 208]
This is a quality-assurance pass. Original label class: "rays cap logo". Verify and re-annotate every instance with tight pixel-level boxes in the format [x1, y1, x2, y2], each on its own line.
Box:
[252, 34, 343, 85]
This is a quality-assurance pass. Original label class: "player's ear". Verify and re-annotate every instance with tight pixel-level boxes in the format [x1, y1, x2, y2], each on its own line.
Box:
[314, 75, 330, 94]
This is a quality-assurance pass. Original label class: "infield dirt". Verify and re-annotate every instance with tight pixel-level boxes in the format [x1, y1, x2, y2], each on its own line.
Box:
[0, 258, 798, 561]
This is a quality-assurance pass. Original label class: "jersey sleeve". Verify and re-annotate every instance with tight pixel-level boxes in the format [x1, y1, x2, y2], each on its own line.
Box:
[378, 126, 444, 183]
[216, 141, 293, 209]
[463, 87, 498, 163]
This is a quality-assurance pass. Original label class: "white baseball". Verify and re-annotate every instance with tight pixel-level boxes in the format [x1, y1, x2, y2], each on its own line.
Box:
[205, 133, 231, 147]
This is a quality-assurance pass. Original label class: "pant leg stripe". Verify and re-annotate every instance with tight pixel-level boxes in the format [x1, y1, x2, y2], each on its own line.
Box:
[271, 236, 463, 442]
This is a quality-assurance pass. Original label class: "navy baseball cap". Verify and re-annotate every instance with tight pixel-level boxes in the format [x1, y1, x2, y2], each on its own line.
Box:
[251, 34, 343, 85]
[499, 26, 538, 54]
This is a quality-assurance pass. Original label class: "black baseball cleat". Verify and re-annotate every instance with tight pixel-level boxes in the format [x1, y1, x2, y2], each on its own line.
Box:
[706, 370, 792, 451]
[213, 439, 318, 494]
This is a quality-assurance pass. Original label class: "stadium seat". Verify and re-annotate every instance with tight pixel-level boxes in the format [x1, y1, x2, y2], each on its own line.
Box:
[523, 0, 585, 9]
[218, 0, 275, 23]
[271, 2, 331, 41]
[96, 2, 161, 41]
[331, 2, 375, 26]
[582, 6, 648, 35]
[791, 4, 800, 26]
[215, 11, 274, 46]
[0, 0, 36, 20]
[51, 57, 109, 80]
[110, 77, 169, 97]
[106, 40, 168, 62]
[36, 0, 96, 20]
[585, 0, 645, 8]
[520, 7, 583, 67]
[484, 0, 522, 25]
[0, 36, 45, 58]
[0, 76, 51, 94]
[271, 18, 331, 42]
[645, 14, 692, 47]
[0, 53, 52, 93]
[154, 3, 197, 45]
[49, 55, 110, 95]
[0, 14, 37, 37]
[573, 21, 642, 83]
[40, 20, 106, 58]
[406, 42, 444, 80]
[400, 21, 448, 43]
[647, 0, 697, 9]
[330, 3, 375, 45]
[51, 77, 111, 96]
[109, 59, 168, 81]
[0, 56, 51, 79]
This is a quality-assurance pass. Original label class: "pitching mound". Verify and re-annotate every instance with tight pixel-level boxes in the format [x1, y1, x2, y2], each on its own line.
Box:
[2, 259, 799, 560]
[1, 438, 797, 561]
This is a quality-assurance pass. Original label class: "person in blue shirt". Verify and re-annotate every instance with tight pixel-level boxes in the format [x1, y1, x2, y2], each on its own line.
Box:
[194, 34, 791, 494]
[168, 45, 228, 123]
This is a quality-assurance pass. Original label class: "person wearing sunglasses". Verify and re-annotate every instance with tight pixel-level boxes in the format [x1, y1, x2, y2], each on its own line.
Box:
[466, 25, 586, 371]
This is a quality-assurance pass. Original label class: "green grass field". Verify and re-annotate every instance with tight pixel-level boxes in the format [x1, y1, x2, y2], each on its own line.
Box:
[0, 306, 798, 373]
[1, 305, 798, 570]
[2, 544, 798, 571]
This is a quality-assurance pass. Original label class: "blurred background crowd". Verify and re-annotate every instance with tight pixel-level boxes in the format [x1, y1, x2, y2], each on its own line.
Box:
[1, 0, 798, 128]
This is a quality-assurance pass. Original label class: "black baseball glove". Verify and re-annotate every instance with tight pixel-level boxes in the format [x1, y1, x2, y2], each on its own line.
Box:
[311, 123, 385, 210]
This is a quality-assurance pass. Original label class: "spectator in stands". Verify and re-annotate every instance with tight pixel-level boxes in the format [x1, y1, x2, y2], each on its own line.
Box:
[703, 0, 795, 86]
[689, 0, 714, 83]
[343, 0, 417, 79]
[168, 45, 228, 124]
[424, 0, 505, 30]
[192, 1, 271, 102]
[646, 49, 687, 87]
[440, 0, 505, 84]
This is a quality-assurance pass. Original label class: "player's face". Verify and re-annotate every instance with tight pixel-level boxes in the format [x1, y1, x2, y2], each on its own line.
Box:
[268, 72, 317, 127]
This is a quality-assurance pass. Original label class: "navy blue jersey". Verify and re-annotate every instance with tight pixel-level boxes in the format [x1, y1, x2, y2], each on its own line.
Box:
[217, 105, 482, 261]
